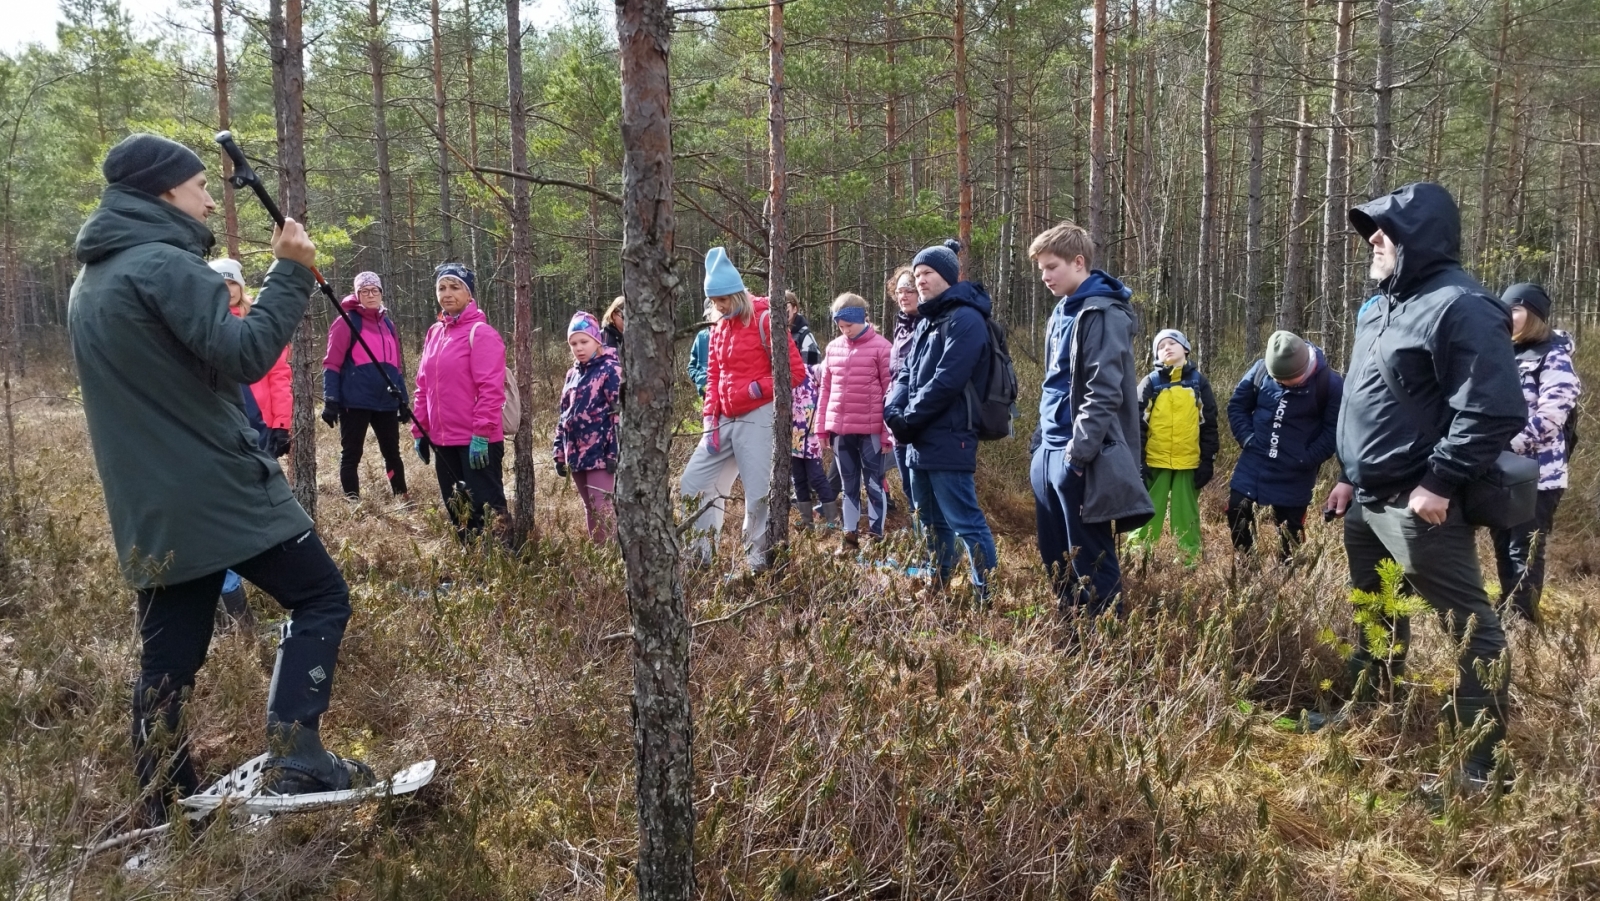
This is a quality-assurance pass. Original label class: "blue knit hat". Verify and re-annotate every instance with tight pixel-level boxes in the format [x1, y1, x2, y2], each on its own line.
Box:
[434, 262, 475, 297]
[912, 239, 962, 288]
[703, 247, 746, 297]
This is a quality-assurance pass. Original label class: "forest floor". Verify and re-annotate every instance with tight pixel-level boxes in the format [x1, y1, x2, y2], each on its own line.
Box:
[4, 339, 1600, 900]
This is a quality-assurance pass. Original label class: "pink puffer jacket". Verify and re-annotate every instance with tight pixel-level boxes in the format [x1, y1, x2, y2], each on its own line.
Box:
[816, 324, 892, 440]
[411, 301, 506, 445]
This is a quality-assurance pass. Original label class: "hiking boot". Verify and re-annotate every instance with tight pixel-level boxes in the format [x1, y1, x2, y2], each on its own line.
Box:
[815, 499, 842, 529]
[263, 719, 374, 795]
[1421, 759, 1515, 810]
[836, 531, 860, 557]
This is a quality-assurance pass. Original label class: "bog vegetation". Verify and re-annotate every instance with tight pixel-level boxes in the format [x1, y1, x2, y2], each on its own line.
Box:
[2, 341, 1598, 898]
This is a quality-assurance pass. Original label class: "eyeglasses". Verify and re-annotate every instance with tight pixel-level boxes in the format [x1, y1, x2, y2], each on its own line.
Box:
[358, 287, 382, 295]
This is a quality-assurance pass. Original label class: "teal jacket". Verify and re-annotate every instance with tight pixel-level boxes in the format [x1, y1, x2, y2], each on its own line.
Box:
[68, 184, 317, 588]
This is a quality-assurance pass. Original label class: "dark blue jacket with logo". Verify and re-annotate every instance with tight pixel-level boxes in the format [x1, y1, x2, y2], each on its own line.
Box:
[1228, 346, 1343, 507]
[884, 281, 992, 472]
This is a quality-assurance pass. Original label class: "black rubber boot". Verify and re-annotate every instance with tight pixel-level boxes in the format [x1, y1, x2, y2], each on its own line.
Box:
[132, 680, 201, 823]
[217, 584, 256, 631]
[263, 716, 374, 795]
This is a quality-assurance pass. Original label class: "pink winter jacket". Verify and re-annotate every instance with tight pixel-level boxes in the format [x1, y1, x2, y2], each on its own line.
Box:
[411, 301, 506, 445]
[816, 324, 892, 442]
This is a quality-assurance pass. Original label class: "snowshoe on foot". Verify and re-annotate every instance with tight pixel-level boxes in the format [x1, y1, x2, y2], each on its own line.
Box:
[263, 721, 375, 795]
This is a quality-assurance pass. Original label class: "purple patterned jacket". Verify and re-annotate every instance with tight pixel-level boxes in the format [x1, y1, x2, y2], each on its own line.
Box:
[553, 347, 622, 473]
[791, 366, 821, 460]
[1508, 330, 1581, 490]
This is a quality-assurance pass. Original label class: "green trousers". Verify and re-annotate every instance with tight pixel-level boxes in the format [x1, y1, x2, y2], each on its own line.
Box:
[1129, 468, 1201, 564]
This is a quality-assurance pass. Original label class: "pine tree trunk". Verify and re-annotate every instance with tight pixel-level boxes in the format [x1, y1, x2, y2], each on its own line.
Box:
[1475, 0, 1512, 267]
[953, 0, 971, 275]
[1367, 0, 1393, 199]
[615, 0, 694, 895]
[767, 0, 792, 559]
[212, 0, 238, 260]
[506, 0, 536, 545]
[1282, 0, 1315, 332]
[1088, 0, 1108, 255]
[1195, 0, 1220, 367]
[270, 0, 318, 517]
[1319, 0, 1353, 354]
[369, 0, 394, 278]
[430, 0, 454, 259]
[1244, 48, 1265, 359]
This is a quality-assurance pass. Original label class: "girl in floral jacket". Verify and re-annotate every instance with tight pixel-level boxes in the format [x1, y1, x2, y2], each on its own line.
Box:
[1492, 283, 1582, 622]
[555, 311, 622, 541]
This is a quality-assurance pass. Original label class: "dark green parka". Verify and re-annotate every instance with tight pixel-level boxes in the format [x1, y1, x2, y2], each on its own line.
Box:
[68, 184, 316, 588]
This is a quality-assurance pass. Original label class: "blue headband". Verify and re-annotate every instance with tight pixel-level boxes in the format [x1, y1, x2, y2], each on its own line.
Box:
[833, 306, 867, 325]
[434, 262, 476, 296]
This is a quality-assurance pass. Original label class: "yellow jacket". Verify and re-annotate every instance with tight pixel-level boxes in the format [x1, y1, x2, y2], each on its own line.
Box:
[1137, 363, 1219, 472]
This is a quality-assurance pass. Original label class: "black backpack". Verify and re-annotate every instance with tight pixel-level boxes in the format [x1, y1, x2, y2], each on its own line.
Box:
[965, 316, 1019, 441]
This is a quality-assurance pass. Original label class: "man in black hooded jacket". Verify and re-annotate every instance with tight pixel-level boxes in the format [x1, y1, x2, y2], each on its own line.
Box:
[1320, 183, 1526, 792]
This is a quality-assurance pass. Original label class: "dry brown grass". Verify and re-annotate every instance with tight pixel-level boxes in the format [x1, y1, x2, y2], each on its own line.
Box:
[3, 340, 1600, 899]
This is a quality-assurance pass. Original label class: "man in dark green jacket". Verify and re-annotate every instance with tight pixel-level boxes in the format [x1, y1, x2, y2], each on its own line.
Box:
[69, 133, 368, 823]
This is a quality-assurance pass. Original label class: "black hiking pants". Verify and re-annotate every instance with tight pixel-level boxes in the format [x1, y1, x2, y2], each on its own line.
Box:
[1491, 488, 1562, 623]
[338, 407, 407, 498]
[432, 441, 507, 540]
[1344, 497, 1509, 769]
[1226, 489, 1307, 561]
[133, 529, 350, 802]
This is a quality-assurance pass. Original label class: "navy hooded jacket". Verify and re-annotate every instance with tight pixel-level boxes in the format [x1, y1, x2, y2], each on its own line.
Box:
[884, 280, 993, 472]
[1228, 346, 1343, 507]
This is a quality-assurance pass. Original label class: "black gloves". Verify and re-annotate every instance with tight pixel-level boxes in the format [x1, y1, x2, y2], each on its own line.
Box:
[267, 428, 291, 458]
[414, 437, 431, 465]
[604, 459, 616, 474]
[1194, 461, 1214, 491]
[1028, 425, 1042, 455]
[886, 415, 916, 445]
[320, 401, 341, 428]
[397, 405, 413, 424]
[555, 460, 569, 478]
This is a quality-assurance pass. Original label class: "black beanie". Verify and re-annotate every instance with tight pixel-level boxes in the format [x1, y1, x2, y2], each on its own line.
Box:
[1502, 282, 1552, 322]
[102, 133, 207, 197]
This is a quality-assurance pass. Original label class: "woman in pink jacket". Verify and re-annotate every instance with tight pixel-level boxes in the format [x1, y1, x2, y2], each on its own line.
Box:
[411, 263, 507, 539]
[815, 292, 893, 548]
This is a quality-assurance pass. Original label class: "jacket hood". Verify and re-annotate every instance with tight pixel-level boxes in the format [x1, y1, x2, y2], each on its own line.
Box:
[441, 299, 487, 327]
[789, 312, 811, 334]
[341, 294, 390, 319]
[75, 183, 216, 265]
[918, 280, 992, 321]
[1348, 182, 1460, 297]
[1068, 270, 1133, 306]
[579, 345, 619, 371]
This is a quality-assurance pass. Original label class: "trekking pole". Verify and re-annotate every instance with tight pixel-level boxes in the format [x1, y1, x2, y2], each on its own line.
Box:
[214, 130, 429, 444]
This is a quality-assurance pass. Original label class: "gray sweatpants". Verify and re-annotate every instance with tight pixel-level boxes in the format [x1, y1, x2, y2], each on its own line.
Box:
[679, 403, 775, 567]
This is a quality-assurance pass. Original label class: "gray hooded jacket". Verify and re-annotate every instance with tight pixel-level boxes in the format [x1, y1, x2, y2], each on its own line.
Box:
[1339, 183, 1527, 502]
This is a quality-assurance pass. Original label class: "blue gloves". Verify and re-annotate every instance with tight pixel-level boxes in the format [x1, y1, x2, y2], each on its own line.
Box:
[469, 435, 490, 470]
[414, 437, 431, 465]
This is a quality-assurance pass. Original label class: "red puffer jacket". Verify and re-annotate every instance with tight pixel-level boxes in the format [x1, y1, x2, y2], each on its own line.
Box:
[704, 295, 806, 420]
